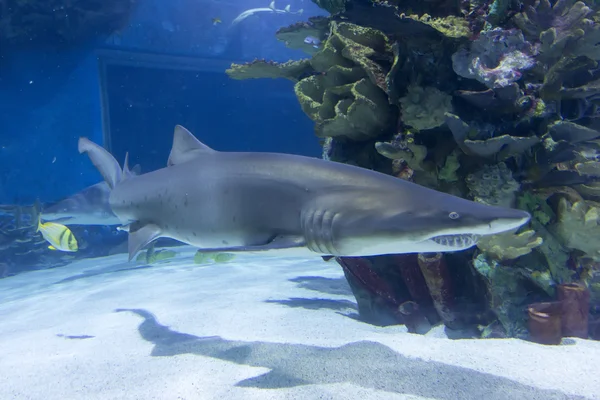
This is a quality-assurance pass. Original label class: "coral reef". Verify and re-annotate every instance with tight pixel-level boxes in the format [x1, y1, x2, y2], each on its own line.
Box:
[224, 0, 600, 341]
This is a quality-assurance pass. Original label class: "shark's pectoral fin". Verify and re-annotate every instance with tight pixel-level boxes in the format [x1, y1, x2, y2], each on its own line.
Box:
[127, 223, 163, 261]
[196, 235, 306, 253]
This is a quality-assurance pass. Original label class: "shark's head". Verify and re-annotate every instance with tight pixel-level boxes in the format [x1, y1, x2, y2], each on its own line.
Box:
[316, 187, 531, 256]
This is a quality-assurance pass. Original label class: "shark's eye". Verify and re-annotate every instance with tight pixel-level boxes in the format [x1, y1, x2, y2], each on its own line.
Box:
[448, 211, 460, 220]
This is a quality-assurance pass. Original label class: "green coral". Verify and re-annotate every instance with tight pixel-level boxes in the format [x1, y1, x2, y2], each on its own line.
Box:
[399, 84, 453, 131]
[375, 139, 428, 171]
[228, 21, 396, 141]
[552, 197, 600, 260]
[298, 77, 393, 140]
[275, 16, 330, 56]
[477, 230, 543, 260]
[226, 59, 314, 82]
[403, 14, 471, 39]
[517, 192, 556, 225]
[438, 151, 460, 182]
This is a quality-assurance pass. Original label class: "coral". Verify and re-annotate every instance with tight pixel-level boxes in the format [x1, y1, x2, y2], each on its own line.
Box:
[404, 14, 471, 39]
[552, 197, 600, 260]
[438, 151, 461, 182]
[477, 230, 543, 260]
[399, 84, 453, 131]
[445, 113, 540, 159]
[336, 256, 408, 326]
[311, 0, 348, 14]
[451, 28, 535, 88]
[275, 16, 330, 56]
[230, 21, 397, 141]
[528, 301, 563, 345]
[473, 253, 529, 336]
[417, 252, 458, 329]
[558, 282, 590, 338]
[297, 76, 394, 140]
[513, 0, 600, 65]
[466, 162, 520, 207]
[548, 120, 600, 144]
[393, 254, 435, 312]
[226, 59, 315, 82]
[517, 191, 556, 225]
[375, 139, 428, 171]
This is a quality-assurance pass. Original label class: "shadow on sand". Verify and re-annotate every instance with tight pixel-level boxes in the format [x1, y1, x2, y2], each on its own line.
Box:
[115, 308, 587, 400]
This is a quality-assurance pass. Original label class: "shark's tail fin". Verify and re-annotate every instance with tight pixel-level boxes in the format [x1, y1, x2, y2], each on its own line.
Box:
[78, 138, 123, 190]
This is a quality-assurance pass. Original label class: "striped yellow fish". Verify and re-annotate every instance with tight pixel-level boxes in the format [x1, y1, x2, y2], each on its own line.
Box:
[37, 217, 78, 252]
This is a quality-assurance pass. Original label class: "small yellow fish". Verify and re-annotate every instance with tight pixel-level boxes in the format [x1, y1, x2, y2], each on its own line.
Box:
[37, 217, 78, 252]
[212, 17, 222, 26]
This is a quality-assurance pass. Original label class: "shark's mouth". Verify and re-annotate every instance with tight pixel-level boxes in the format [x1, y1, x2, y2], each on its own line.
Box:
[431, 234, 480, 249]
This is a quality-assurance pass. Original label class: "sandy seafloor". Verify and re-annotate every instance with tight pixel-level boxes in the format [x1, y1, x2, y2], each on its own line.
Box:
[0, 246, 599, 400]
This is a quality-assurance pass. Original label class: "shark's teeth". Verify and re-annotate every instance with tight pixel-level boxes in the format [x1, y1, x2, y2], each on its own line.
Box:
[431, 234, 480, 249]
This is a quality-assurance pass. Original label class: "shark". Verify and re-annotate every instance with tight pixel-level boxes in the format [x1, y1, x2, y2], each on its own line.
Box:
[78, 125, 531, 261]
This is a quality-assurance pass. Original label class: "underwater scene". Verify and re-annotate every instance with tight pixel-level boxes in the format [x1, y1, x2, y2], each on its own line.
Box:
[1, 0, 600, 398]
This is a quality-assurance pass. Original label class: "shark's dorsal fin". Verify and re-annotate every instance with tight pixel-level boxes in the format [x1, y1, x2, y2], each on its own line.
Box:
[284, 4, 290, 12]
[269, 1, 276, 10]
[122, 152, 135, 180]
[131, 164, 142, 175]
[167, 125, 216, 166]
[78, 138, 122, 189]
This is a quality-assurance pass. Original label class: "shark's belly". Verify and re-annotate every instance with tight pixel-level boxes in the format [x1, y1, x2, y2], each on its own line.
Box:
[110, 174, 308, 249]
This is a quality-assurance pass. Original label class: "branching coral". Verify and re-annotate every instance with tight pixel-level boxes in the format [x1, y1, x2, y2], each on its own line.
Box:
[477, 230, 543, 260]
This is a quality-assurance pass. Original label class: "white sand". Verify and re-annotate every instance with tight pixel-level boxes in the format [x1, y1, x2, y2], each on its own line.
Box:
[0, 246, 598, 400]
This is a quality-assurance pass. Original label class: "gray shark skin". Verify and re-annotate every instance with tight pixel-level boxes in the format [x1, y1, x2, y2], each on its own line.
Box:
[41, 164, 141, 226]
[78, 125, 531, 261]
[41, 182, 121, 226]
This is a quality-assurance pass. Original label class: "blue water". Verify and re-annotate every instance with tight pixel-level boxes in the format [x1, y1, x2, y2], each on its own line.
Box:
[0, 0, 325, 204]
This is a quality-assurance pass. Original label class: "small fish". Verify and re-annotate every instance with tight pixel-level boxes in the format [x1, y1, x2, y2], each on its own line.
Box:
[212, 17, 222, 25]
[37, 217, 78, 252]
[303, 35, 321, 49]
